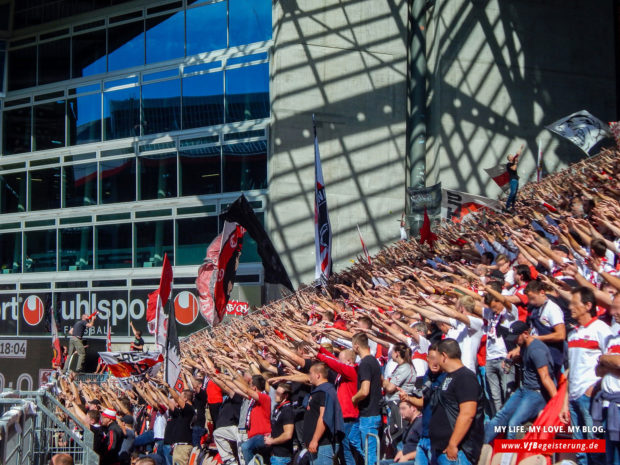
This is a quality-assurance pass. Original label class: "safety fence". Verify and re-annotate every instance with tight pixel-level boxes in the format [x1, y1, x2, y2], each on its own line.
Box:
[0, 387, 98, 465]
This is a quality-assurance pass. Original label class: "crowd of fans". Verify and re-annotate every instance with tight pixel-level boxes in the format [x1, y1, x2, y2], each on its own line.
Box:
[55, 149, 620, 465]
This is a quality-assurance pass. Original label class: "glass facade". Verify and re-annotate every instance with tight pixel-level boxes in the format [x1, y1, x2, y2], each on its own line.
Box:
[0, 0, 271, 275]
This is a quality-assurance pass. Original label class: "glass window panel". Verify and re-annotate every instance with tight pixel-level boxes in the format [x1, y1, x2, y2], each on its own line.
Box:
[142, 79, 181, 134]
[222, 141, 267, 192]
[0, 232, 21, 273]
[239, 212, 263, 263]
[0, 41, 6, 93]
[229, 0, 272, 46]
[146, 11, 184, 64]
[8, 46, 36, 91]
[108, 20, 145, 72]
[29, 168, 61, 211]
[179, 146, 221, 195]
[176, 216, 218, 265]
[100, 158, 136, 204]
[139, 152, 177, 200]
[38, 38, 70, 85]
[24, 229, 56, 273]
[34, 100, 65, 151]
[68, 93, 102, 145]
[96, 223, 132, 269]
[225, 64, 269, 123]
[104, 86, 140, 140]
[63, 163, 97, 207]
[0, 172, 27, 214]
[3, 107, 31, 154]
[72, 29, 107, 78]
[182, 71, 223, 129]
[60, 226, 93, 271]
[135, 220, 173, 267]
[186, 2, 227, 56]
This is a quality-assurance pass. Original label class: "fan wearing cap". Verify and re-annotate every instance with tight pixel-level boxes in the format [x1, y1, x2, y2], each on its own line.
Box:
[484, 320, 557, 444]
[101, 408, 123, 465]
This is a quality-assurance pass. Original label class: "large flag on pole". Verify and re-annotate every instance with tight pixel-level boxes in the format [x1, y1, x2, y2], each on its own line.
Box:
[223, 194, 293, 291]
[106, 318, 112, 352]
[546, 110, 611, 155]
[146, 254, 173, 350]
[441, 189, 501, 223]
[313, 114, 332, 282]
[196, 222, 245, 326]
[165, 300, 183, 391]
[484, 163, 510, 191]
[51, 305, 62, 367]
[356, 224, 371, 265]
[98, 351, 163, 388]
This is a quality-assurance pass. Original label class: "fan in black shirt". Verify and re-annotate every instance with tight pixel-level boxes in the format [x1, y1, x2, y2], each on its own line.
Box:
[428, 339, 483, 465]
[264, 383, 295, 461]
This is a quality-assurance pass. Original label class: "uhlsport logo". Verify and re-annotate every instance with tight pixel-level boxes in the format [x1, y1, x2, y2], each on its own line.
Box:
[23, 295, 45, 326]
[174, 291, 199, 325]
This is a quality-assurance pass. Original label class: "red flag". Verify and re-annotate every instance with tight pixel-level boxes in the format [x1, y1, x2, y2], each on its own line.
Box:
[51, 309, 62, 367]
[514, 377, 568, 464]
[356, 224, 371, 265]
[146, 253, 173, 349]
[419, 207, 437, 248]
[484, 163, 510, 191]
[196, 222, 245, 326]
[106, 318, 112, 352]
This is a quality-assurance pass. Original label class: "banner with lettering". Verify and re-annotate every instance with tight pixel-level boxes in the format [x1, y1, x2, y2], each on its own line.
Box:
[406, 183, 442, 216]
[441, 189, 501, 223]
[226, 300, 250, 317]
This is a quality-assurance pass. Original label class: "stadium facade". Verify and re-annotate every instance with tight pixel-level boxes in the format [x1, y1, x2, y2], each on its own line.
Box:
[0, 0, 617, 389]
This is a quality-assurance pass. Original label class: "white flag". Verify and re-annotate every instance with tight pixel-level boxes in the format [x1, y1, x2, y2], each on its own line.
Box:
[546, 110, 611, 155]
[441, 189, 501, 223]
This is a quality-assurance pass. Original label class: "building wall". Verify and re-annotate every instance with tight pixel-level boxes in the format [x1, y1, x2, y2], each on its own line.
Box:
[269, 0, 409, 287]
[425, 0, 617, 197]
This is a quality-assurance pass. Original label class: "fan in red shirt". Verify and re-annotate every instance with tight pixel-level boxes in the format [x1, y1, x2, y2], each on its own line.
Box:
[234, 374, 271, 465]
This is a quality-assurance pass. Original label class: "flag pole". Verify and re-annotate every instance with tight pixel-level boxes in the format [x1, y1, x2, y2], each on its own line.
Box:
[165, 287, 172, 385]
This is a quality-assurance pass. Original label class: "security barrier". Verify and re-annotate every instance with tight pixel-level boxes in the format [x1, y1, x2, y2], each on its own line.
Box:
[0, 387, 98, 465]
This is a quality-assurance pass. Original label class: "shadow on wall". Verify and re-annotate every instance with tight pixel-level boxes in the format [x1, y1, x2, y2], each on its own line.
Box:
[268, 0, 410, 286]
[425, 0, 616, 196]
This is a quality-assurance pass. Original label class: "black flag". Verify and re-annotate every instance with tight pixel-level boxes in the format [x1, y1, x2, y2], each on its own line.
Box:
[165, 301, 182, 391]
[223, 194, 294, 291]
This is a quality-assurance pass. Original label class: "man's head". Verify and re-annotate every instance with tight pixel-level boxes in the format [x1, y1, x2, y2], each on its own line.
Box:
[495, 254, 511, 274]
[86, 409, 100, 426]
[120, 414, 134, 431]
[135, 458, 157, 465]
[570, 286, 597, 321]
[51, 454, 74, 465]
[570, 197, 584, 217]
[275, 383, 292, 404]
[182, 389, 194, 403]
[357, 316, 373, 330]
[484, 293, 504, 315]
[81, 314, 90, 321]
[250, 375, 266, 393]
[308, 362, 329, 386]
[100, 408, 116, 426]
[293, 341, 311, 357]
[456, 296, 476, 314]
[481, 251, 495, 266]
[351, 332, 369, 355]
[192, 377, 203, 391]
[436, 339, 461, 370]
[514, 264, 531, 285]
[509, 320, 530, 347]
[338, 349, 356, 366]
[590, 238, 608, 259]
[135, 330, 142, 338]
[426, 343, 442, 374]
[399, 400, 420, 423]
[525, 280, 547, 307]
[86, 399, 101, 411]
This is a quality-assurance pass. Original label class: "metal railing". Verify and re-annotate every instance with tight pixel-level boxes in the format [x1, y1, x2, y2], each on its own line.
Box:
[0, 387, 99, 465]
[364, 433, 380, 465]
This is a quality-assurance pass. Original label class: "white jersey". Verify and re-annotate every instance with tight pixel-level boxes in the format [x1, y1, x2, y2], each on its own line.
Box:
[602, 322, 620, 395]
[483, 305, 519, 360]
[408, 335, 431, 377]
[446, 315, 484, 372]
[567, 318, 612, 400]
[530, 299, 564, 336]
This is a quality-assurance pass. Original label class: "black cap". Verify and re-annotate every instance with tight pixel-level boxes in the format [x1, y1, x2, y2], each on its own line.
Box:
[509, 321, 529, 336]
[120, 415, 134, 426]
